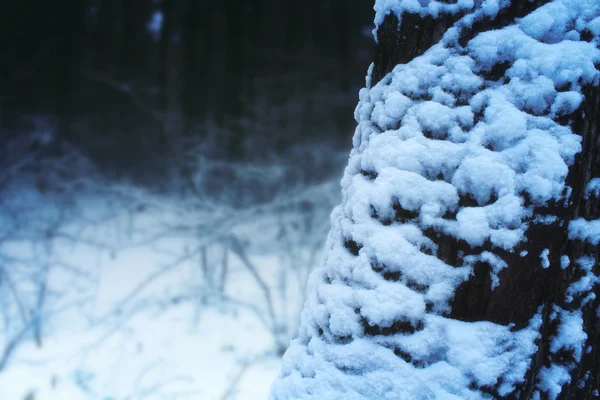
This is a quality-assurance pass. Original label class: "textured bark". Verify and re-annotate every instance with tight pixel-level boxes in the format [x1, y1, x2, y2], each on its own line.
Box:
[373, 6, 599, 399]
[372, 12, 459, 85]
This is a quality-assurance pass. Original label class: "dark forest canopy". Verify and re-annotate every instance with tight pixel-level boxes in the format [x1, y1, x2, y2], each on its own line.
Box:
[0, 1, 373, 182]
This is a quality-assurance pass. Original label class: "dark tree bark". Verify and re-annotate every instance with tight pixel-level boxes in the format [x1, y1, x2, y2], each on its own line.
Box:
[372, 5, 600, 398]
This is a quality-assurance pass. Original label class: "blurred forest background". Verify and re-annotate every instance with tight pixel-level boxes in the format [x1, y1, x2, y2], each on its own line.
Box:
[0, 1, 373, 399]
[2, 0, 372, 188]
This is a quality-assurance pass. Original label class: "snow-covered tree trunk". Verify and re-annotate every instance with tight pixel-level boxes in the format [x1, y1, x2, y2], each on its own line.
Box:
[271, 1, 600, 399]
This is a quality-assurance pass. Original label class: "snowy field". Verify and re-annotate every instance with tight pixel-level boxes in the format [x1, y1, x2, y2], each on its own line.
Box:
[0, 176, 340, 400]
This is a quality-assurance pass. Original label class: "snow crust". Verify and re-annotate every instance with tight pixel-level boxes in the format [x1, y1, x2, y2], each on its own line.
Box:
[585, 177, 600, 199]
[569, 218, 600, 245]
[537, 258, 594, 400]
[565, 257, 598, 305]
[540, 249, 550, 269]
[272, 1, 599, 398]
[560, 255, 570, 270]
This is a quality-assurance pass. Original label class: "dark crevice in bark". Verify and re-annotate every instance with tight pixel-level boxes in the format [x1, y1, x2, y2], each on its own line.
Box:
[382, 270, 402, 281]
[361, 316, 424, 336]
[337, 366, 363, 375]
[392, 197, 419, 223]
[394, 347, 413, 363]
[478, 60, 511, 81]
[343, 238, 362, 256]
[360, 169, 378, 181]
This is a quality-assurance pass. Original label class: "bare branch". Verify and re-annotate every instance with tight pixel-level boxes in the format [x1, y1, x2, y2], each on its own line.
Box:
[78, 69, 165, 123]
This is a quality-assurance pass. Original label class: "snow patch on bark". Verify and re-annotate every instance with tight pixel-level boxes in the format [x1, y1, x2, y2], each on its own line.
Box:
[585, 178, 600, 199]
[569, 218, 600, 245]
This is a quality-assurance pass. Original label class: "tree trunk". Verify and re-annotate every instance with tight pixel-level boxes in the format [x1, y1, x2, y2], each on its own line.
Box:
[271, 2, 600, 399]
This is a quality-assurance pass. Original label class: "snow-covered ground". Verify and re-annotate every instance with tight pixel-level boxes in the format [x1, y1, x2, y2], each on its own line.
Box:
[0, 180, 338, 400]
[1, 251, 279, 399]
